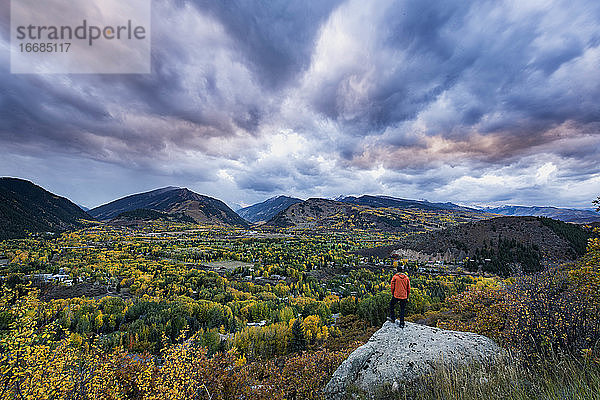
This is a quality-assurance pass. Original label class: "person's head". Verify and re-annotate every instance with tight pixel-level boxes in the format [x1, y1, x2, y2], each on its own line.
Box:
[396, 264, 404, 273]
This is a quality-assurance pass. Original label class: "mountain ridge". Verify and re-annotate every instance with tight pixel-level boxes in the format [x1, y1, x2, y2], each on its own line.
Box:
[339, 194, 480, 213]
[236, 195, 303, 223]
[481, 204, 600, 223]
[89, 187, 248, 227]
[377, 216, 594, 275]
[0, 177, 91, 239]
[265, 197, 491, 233]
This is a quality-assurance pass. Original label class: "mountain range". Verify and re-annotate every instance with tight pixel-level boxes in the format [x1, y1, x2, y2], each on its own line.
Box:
[238, 194, 481, 224]
[1, 176, 599, 239]
[238, 194, 600, 225]
[481, 205, 600, 223]
[265, 197, 491, 233]
[0, 177, 90, 239]
[339, 195, 479, 213]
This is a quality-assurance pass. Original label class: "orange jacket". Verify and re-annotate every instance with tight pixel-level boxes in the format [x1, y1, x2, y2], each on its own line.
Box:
[391, 273, 410, 299]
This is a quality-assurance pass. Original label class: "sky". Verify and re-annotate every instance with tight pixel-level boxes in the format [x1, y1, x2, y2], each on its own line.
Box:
[1, 0, 599, 210]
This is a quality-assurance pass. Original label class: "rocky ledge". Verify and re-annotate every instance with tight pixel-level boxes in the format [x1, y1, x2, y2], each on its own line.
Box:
[324, 321, 501, 398]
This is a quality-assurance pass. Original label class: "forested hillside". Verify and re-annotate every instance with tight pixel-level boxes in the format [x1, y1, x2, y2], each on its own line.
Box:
[0, 178, 91, 239]
[89, 187, 249, 227]
[237, 195, 303, 223]
[388, 216, 593, 275]
[267, 197, 491, 233]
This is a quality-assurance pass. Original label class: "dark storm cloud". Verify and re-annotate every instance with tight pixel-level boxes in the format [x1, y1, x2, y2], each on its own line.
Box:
[0, 76, 110, 137]
[191, 0, 344, 88]
[1, 0, 599, 207]
[236, 156, 326, 194]
[302, 1, 475, 130]
[0, 0, 340, 164]
[237, 174, 285, 193]
[303, 0, 600, 147]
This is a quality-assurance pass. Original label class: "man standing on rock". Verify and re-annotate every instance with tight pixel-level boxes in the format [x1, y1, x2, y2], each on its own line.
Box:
[388, 264, 410, 328]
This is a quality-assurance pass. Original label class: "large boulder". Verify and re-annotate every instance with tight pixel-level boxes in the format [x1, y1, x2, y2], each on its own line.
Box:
[324, 322, 502, 398]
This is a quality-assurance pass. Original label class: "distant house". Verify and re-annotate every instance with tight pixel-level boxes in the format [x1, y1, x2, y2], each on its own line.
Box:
[330, 313, 341, 326]
[32, 273, 73, 285]
[218, 333, 233, 342]
[246, 320, 266, 327]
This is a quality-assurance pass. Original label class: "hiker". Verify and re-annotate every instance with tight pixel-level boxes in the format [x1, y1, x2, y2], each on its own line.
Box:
[388, 264, 410, 328]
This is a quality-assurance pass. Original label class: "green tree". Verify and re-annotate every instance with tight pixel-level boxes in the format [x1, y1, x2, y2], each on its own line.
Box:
[289, 318, 307, 353]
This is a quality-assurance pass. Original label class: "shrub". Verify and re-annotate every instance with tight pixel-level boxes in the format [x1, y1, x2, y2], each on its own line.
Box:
[438, 282, 507, 343]
[504, 238, 600, 358]
[356, 290, 389, 326]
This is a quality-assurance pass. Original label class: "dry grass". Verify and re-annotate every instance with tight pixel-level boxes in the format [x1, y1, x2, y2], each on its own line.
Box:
[348, 353, 600, 400]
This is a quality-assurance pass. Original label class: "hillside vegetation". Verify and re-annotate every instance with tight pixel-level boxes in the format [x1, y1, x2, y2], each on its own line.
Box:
[0, 224, 598, 399]
[110, 208, 196, 225]
[0, 178, 90, 239]
[388, 216, 593, 275]
[89, 187, 248, 227]
[267, 198, 491, 233]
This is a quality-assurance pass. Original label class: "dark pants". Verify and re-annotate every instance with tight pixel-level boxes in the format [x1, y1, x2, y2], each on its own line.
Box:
[389, 297, 407, 324]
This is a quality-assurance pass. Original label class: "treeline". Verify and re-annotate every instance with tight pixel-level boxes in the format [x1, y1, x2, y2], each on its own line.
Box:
[113, 208, 196, 223]
[465, 238, 542, 275]
[1, 268, 475, 360]
[538, 216, 591, 256]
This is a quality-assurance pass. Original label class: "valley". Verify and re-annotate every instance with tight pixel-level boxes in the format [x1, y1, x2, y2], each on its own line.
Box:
[1, 179, 599, 399]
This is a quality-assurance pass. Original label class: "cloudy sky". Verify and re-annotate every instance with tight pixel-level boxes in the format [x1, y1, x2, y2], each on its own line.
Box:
[1, 0, 599, 209]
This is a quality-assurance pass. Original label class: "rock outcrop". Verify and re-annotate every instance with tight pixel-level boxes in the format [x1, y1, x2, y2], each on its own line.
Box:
[324, 322, 502, 398]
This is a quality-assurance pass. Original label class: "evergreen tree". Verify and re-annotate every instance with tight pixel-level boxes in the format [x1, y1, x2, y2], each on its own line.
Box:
[289, 318, 307, 353]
